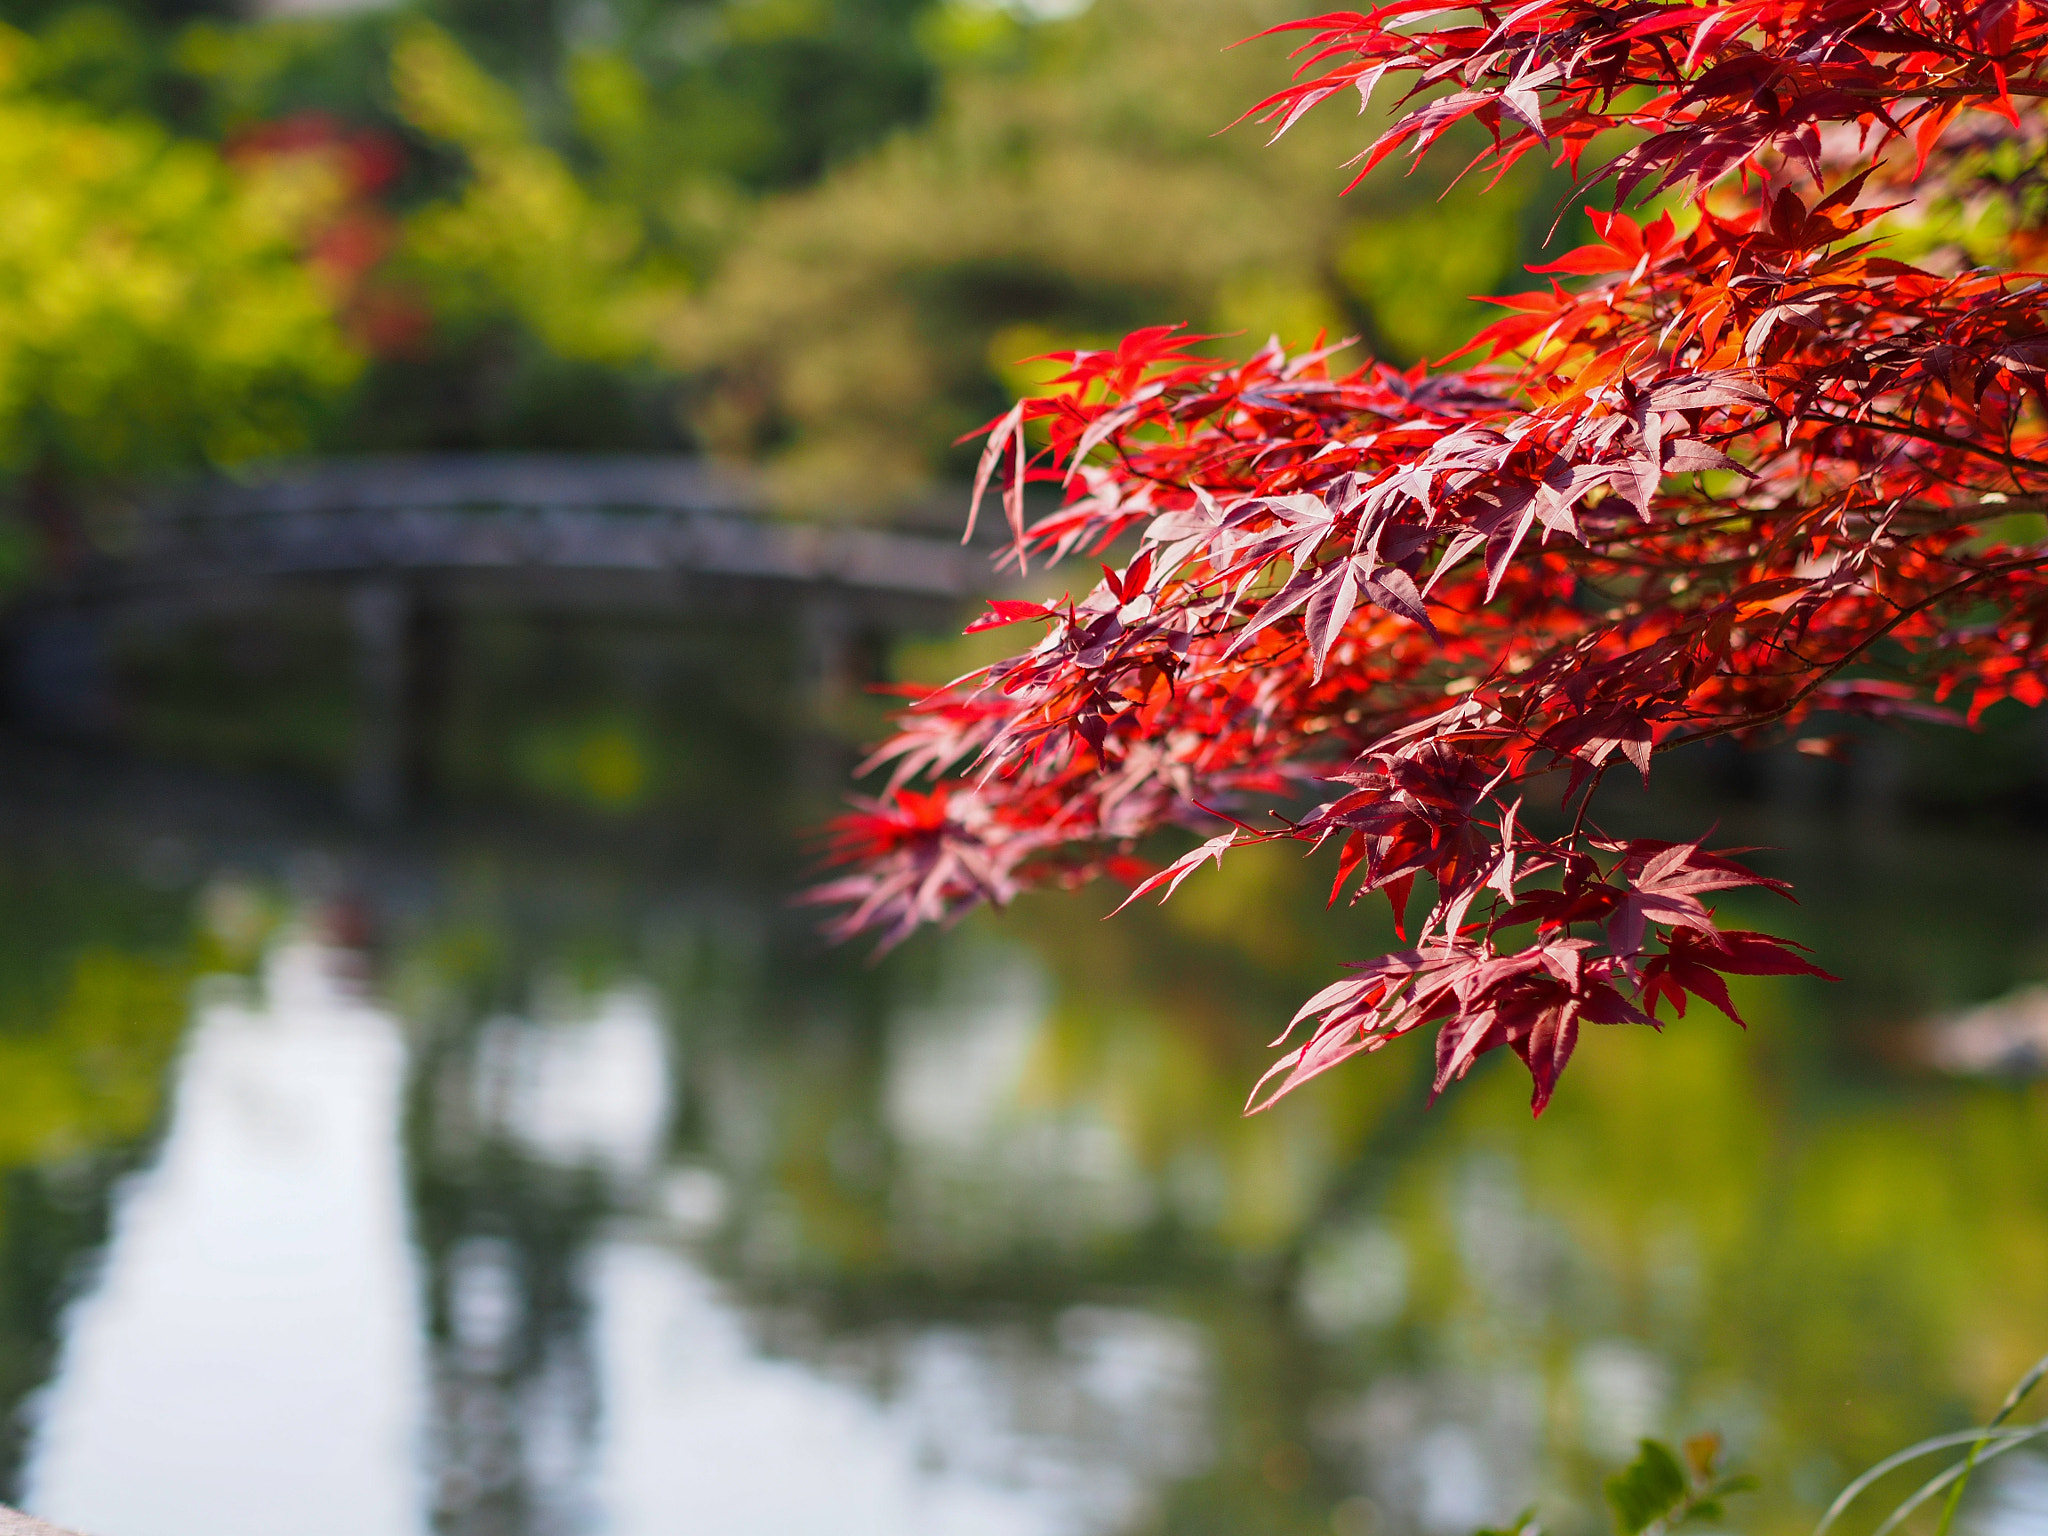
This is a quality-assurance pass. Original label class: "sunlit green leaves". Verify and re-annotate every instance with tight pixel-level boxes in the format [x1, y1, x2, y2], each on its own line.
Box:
[390, 22, 689, 366]
[1605, 1439, 1688, 1534]
[1601, 1434, 1755, 1535]
[0, 25, 357, 477]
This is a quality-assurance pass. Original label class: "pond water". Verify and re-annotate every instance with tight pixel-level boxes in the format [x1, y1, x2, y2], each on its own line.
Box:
[0, 738, 2043, 1536]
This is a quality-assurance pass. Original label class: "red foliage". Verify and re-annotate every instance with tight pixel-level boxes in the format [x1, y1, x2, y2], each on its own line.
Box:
[226, 113, 431, 357]
[811, 0, 2048, 1114]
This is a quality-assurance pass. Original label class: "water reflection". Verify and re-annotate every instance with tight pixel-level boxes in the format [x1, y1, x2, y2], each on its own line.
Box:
[26, 936, 428, 1536]
[0, 748, 2043, 1535]
[884, 944, 1158, 1259]
[586, 1252, 1206, 1536]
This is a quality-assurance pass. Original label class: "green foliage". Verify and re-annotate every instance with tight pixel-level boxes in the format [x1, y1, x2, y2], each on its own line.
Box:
[510, 716, 653, 812]
[0, 0, 953, 459]
[0, 0, 1586, 477]
[1605, 1441, 1690, 1535]
[417, 0, 942, 192]
[1602, 1436, 1755, 1535]
[1, 0, 240, 123]
[0, 24, 357, 479]
[0, 946, 188, 1162]
[173, 13, 399, 136]
[389, 21, 689, 366]
[671, 0, 1565, 512]
[1336, 184, 1532, 364]
[1479, 1358, 2048, 1536]
[1471, 1430, 1751, 1536]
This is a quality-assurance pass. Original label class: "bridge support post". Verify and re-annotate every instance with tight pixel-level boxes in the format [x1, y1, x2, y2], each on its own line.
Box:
[349, 582, 407, 823]
[797, 594, 855, 723]
[792, 594, 863, 809]
[349, 581, 451, 823]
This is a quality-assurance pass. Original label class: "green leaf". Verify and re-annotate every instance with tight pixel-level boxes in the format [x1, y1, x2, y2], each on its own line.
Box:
[1473, 1509, 1542, 1536]
[1605, 1440, 1689, 1535]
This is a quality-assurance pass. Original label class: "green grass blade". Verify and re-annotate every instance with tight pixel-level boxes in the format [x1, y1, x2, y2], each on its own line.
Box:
[1813, 1426, 2043, 1536]
[1874, 1427, 2048, 1536]
[1933, 1350, 2048, 1536]
[1989, 1352, 2048, 1430]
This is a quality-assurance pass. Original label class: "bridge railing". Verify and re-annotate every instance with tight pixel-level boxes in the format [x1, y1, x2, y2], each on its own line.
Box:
[60, 454, 1011, 605]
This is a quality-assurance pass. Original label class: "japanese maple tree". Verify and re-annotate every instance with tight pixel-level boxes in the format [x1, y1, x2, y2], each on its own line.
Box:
[811, 0, 2048, 1114]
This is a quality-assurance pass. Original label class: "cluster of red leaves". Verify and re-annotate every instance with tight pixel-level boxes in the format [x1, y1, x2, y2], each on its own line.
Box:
[226, 113, 431, 357]
[812, 0, 2048, 1115]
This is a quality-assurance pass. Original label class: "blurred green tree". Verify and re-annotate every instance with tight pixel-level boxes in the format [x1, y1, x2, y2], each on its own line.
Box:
[389, 21, 689, 367]
[17, 0, 947, 454]
[0, 22, 358, 567]
[668, 0, 1570, 513]
[416, 0, 941, 192]
[0, 0, 1573, 488]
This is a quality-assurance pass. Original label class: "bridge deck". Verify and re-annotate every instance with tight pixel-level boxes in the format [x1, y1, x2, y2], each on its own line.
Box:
[42, 455, 1010, 614]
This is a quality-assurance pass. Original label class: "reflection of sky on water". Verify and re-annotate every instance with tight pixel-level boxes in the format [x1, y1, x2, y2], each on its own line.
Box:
[884, 949, 1158, 1258]
[17, 927, 1210, 1536]
[24, 939, 430, 1536]
[471, 983, 672, 1183]
[591, 1248, 1204, 1536]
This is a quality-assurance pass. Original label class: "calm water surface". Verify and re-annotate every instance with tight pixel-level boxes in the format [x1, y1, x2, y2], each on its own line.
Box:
[0, 743, 2043, 1536]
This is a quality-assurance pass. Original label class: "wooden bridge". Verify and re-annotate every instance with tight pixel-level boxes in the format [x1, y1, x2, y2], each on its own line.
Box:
[38, 454, 995, 613]
[6, 455, 1009, 818]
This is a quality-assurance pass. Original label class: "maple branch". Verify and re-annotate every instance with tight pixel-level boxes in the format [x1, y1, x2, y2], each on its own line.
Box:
[818, 0, 2048, 1117]
[1665, 553, 2048, 752]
